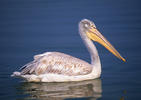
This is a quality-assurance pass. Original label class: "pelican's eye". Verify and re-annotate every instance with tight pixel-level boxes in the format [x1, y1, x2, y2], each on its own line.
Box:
[84, 24, 88, 28]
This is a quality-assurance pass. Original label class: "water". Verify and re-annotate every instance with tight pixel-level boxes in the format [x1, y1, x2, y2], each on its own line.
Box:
[0, 0, 141, 100]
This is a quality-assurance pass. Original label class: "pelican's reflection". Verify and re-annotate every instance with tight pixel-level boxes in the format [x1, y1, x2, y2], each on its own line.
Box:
[17, 79, 102, 100]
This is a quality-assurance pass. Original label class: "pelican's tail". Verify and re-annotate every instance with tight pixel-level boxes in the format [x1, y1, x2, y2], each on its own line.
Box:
[11, 71, 21, 77]
[11, 71, 41, 82]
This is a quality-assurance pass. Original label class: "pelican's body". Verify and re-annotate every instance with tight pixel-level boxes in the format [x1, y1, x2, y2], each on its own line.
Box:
[11, 19, 125, 82]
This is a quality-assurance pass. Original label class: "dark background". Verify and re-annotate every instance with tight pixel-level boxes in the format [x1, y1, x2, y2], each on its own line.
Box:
[0, 0, 141, 100]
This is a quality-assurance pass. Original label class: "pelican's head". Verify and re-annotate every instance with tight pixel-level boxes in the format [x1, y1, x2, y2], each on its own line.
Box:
[79, 19, 126, 62]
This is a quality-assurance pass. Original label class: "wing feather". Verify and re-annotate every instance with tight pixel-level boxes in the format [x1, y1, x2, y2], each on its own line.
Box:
[20, 52, 92, 76]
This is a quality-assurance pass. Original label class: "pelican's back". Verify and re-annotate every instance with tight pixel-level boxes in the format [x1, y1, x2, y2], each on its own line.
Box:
[17, 52, 93, 77]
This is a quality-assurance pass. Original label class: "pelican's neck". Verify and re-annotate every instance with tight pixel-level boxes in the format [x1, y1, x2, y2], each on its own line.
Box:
[79, 31, 101, 76]
[79, 26, 101, 73]
[80, 33, 100, 65]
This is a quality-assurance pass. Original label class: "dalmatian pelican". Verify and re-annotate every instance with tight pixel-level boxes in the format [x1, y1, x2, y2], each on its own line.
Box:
[11, 19, 125, 82]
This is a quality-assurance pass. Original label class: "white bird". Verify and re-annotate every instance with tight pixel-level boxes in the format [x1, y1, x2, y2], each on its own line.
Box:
[11, 19, 125, 82]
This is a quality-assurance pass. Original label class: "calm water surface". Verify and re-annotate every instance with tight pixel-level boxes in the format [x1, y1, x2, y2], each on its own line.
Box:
[0, 0, 141, 100]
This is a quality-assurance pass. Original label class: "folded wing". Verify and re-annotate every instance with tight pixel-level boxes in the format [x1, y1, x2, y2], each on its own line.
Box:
[20, 52, 92, 76]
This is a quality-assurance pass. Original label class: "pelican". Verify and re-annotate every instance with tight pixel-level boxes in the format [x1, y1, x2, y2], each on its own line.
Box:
[11, 19, 125, 82]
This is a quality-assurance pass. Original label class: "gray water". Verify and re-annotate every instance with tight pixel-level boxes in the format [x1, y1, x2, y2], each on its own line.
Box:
[0, 0, 141, 100]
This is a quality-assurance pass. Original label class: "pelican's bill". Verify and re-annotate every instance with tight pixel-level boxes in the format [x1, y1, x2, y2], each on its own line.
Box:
[86, 27, 126, 62]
